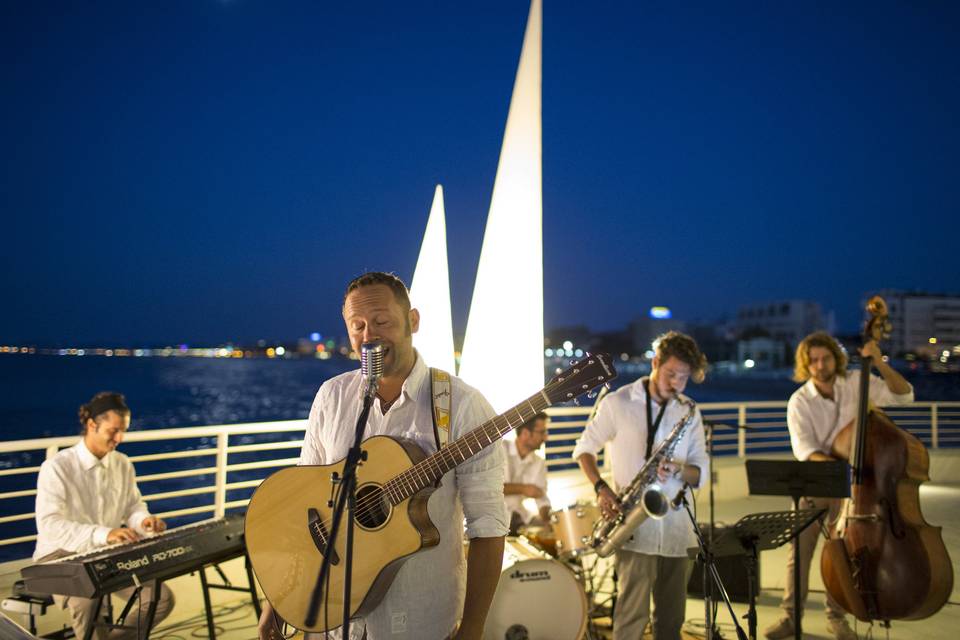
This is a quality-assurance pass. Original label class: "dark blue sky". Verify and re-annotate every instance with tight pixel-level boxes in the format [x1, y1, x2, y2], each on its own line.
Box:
[2, 1, 957, 345]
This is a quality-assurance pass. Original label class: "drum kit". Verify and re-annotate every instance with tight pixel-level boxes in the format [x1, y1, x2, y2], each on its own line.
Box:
[484, 501, 615, 640]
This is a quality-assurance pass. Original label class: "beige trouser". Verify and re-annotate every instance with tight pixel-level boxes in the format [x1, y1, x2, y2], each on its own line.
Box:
[613, 549, 692, 640]
[780, 495, 846, 622]
[53, 581, 174, 640]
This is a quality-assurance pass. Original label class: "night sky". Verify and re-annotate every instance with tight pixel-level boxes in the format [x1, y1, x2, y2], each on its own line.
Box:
[2, 1, 957, 346]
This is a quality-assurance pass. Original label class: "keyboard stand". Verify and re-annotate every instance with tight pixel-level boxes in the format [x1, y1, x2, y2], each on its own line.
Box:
[83, 551, 260, 640]
[196, 551, 262, 640]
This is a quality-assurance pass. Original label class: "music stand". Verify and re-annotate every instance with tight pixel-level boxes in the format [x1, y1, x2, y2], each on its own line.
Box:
[745, 460, 850, 640]
[712, 509, 824, 640]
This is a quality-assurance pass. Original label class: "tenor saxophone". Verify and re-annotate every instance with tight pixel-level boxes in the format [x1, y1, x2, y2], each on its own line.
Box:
[590, 396, 697, 558]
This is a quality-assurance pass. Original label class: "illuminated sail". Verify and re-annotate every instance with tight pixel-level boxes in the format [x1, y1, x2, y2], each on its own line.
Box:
[459, 0, 543, 411]
[410, 185, 456, 373]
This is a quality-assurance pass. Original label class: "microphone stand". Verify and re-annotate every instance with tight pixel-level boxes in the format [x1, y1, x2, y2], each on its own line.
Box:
[305, 378, 378, 635]
[675, 486, 748, 640]
[703, 421, 721, 639]
[673, 484, 747, 640]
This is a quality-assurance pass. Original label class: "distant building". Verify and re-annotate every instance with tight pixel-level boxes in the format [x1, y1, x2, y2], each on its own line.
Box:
[687, 320, 738, 364]
[630, 307, 686, 354]
[737, 336, 787, 369]
[736, 300, 830, 352]
[873, 290, 960, 356]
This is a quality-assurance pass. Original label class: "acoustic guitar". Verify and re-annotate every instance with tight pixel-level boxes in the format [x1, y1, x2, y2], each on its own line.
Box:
[245, 353, 617, 632]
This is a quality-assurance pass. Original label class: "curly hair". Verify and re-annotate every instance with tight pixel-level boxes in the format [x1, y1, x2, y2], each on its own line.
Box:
[653, 331, 708, 384]
[793, 331, 848, 383]
[343, 271, 411, 311]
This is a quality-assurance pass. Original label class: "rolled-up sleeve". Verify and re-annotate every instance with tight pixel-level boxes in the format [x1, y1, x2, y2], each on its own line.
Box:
[454, 391, 508, 539]
[300, 385, 329, 466]
[36, 462, 108, 554]
[120, 462, 151, 533]
[681, 409, 710, 489]
[572, 396, 618, 460]
[868, 373, 914, 407]
[787, 394, 821, 461]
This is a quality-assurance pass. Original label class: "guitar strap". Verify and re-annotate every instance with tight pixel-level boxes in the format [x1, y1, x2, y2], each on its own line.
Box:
[429, 367, 452, 450]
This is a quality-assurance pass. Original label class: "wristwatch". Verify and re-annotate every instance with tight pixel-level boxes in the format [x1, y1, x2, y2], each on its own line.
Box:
[594, 479, 609, 495]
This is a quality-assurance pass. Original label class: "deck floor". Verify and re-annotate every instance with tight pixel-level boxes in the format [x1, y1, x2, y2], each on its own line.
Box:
[6, 468, 959, 640]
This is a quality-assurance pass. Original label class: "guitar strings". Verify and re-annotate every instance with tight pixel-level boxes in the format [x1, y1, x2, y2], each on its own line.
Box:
[328, 394, 546, 527]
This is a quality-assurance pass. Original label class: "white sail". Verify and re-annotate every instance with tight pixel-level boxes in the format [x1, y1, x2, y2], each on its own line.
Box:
[410, 185, 457, 374]
[459, 0, 543, 411]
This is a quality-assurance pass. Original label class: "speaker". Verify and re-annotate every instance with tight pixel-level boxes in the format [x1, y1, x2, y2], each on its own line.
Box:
[686, 524, 756, 604]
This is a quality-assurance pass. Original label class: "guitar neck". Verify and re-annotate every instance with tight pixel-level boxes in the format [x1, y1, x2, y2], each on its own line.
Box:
[384, 390, 550, 504]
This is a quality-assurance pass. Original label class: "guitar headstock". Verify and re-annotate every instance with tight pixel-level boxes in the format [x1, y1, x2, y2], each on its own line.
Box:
[545, 353, 618, 404]
[864, 295, 892, 344]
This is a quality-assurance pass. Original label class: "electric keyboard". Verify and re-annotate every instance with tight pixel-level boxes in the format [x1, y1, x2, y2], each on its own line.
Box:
[21, 514, 245, 598]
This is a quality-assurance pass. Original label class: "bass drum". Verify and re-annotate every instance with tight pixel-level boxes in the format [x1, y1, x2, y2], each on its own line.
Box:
[483, 537, 587, 640]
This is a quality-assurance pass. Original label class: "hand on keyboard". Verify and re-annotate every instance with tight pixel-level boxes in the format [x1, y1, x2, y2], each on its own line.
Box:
[140, 516, 167, 535]
[107, 528, 140, 544]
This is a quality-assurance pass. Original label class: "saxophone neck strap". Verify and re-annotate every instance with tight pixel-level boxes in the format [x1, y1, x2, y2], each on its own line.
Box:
[644, 377, 668, 459]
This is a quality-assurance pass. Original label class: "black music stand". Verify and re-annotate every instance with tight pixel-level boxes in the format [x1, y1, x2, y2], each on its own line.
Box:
[745, 460, 850, 640]
[712, 509, 824, 640]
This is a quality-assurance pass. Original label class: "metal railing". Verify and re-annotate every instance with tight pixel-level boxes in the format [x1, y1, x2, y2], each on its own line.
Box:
[1, 401, 958, 558]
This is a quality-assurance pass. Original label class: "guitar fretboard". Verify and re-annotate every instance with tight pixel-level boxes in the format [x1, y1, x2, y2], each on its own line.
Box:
[382, 391, 550, 504]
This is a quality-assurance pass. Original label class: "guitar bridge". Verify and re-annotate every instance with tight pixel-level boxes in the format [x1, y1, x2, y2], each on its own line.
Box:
[308, 508, 340, 565]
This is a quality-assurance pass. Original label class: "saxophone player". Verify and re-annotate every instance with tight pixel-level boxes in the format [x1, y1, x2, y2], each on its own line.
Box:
[574, 331, 709, 640]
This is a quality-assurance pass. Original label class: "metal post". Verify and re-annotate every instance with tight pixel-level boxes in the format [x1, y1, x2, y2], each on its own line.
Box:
[214, 432, 228, 518]
[931, 404, 939, 449]
[738, 404, 747, 458]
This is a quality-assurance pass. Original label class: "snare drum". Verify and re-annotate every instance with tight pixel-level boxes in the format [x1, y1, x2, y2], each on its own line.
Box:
[519, 524, 558, 558]
[483, 537, 587, 640]
[551, 502, 600, 557]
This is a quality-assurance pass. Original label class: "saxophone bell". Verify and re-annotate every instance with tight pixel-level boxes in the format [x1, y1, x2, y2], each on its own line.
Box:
[640, 482, 671, 519]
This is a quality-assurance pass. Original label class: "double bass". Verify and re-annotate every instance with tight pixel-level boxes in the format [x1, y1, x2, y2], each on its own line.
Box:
[821, 296, 953, 623]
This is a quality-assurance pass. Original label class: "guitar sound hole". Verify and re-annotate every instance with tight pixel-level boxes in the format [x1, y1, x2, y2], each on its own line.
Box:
[355, 484, 390, 529]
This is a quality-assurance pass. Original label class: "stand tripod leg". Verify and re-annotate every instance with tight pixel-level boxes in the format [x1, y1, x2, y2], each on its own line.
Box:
[792, 496, 802, 640]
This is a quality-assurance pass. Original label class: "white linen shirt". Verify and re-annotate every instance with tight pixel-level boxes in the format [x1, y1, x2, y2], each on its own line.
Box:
[787, 369, 914, 461]
[502, 440, 550, 524]
[572, 378, 709, 557]
[300, 354, 508, 640]
[34, 440, 151, 561]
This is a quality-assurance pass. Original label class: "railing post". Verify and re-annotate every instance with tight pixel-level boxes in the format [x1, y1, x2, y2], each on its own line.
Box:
[45, 445, 58, 460]
[931, 403, 939, 450]
[738, 404, 747, 458]
[214, 432, 229, 517]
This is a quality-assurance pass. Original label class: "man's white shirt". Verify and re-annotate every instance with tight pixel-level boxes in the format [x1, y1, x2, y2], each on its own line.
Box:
[34, 439, 151, 560]
[502, 439, 550, 523]
[572, 379, 709, 557]
[300, 354, 508, 640]
[787, 369, 914, 461]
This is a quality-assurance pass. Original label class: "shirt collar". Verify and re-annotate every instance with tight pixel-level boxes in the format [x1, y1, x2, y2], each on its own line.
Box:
[630, 376, 664, 406]
[76, 439, 109, 470]
[801, 379, 820, 399]
[509, 439, 529, 461]
[396, 350, 428, 408]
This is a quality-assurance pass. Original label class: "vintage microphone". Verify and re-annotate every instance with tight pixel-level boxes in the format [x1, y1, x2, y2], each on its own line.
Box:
[360, 340, 385, 399]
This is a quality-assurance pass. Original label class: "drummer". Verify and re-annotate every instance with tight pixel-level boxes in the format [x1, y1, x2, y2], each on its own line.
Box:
[503, 412, 552, 536]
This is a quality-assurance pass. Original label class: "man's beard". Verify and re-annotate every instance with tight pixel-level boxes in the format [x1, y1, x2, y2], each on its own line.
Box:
[814, 371, 836, 384]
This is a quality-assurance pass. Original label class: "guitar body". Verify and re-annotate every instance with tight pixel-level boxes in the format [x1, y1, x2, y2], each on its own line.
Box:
[245, 435, 439, 632]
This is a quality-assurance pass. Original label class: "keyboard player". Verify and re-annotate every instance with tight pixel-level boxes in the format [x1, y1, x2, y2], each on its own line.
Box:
[33, 392, 175, 639]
